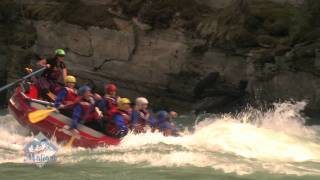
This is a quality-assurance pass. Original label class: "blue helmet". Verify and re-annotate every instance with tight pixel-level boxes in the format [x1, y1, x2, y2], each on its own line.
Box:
[78, 85, 92, 96]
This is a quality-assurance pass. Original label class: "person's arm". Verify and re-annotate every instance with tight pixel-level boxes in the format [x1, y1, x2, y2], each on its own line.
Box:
[149, 115, 157, 128]
[95, 99, 106, 111]
[114, 114, 128, 137]
[131, 111, 139, 126]
[59, 61, 67, 83]
[71, 105, 83, 129]
[63, 68, 67, 80]
[54, 88, 67, 108]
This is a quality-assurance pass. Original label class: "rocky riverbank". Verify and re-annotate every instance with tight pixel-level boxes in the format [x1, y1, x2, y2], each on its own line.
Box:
[1, 0, 320, 118]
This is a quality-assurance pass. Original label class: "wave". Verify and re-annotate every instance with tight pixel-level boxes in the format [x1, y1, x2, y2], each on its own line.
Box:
[1, 102, 320, 176]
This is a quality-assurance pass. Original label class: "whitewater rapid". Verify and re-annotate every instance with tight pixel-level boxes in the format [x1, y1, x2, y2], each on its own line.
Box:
[1, 102, 320, 176]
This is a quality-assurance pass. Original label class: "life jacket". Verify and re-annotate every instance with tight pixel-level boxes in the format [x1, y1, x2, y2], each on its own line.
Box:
[105, 109, 131, 137]
[78, 98, 100, 123]
[41, 68, 64, 94]
[43, 58, 65, 81]
[104, 95, 119, 120]
[133, 109, 150, 132]
[43, 66, 61, 81]
[49, 67, 61, 80]
[24, 84, 39, 99]
[104, 95, 119, 109]
[63, 87, 79, 105]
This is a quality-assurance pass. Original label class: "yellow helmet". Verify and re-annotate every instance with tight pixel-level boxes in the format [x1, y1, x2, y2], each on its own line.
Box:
[65, 75, 77, 84]
[118, 98, 131, 105]
[117, 98, 131, 110]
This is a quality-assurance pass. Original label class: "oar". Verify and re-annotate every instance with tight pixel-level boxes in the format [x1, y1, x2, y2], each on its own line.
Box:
[58, 127, 80, 149]
[0, 67, 47, 93]
[28, 108, 57, 124]
[64, 136, 76, 149]
[28, 101, 77, 124]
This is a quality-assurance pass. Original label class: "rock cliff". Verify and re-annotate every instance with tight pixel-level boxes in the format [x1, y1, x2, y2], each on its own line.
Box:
[2, 0, 320, 117]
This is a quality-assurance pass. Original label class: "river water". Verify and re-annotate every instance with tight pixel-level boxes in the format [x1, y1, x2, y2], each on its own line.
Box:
[0, 102, 320, 180]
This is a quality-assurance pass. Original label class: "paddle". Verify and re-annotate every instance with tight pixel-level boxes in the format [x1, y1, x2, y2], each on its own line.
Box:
[28, 108, 57, 124]
[28, 101, 77, 124]
[64, 136, 76, 149]
[58, 127, 80, 149]
[0, 67, 47, 93]
[29, 107, 78, 149]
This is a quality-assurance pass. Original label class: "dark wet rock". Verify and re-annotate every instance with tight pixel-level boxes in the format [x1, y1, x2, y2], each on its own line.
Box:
[194, 72, 220, 99]
[248, 49, 275, 65]
[274, 44, 291, 56]
[192, 72, 248, 114]
[0, 54, 8, 107]
[315, 49, 320, 70]
[64, 2, 118, 29]
[257, 35, 278, 48]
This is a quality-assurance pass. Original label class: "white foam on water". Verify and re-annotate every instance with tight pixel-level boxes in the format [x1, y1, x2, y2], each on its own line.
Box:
[0, 114, 33, 163]
[89, 102, 320, 175]
[2, 102, 320, 176]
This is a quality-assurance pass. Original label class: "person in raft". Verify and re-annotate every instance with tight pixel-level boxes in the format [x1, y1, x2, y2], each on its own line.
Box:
[39, 49, 68, 99]
[155, 111, 180, 137]
[131, 97, 156, 134]
[54, 75, 80, 116]
[70, 86, 103, 133]
[104, 98, 132, 138]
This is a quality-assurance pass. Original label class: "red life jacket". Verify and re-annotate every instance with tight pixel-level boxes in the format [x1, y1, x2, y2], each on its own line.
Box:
[25, 84, 39, 99]
[63, 87, 79, 105]
[105, 109, 131, 136]
[104, 95, 118, 109]
[104, 95, 119, 120]
[78, 99, 100, 123]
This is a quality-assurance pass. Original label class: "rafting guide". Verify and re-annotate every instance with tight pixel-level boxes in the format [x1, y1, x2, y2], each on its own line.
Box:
[23, 133, 58, 168]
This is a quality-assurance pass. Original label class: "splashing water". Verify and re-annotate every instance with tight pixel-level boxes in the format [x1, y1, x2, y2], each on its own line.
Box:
[1, 102, 320, 177]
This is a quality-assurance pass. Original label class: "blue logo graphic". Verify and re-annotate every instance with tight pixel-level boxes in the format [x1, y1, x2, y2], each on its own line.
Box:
[24, 133, 58, 168]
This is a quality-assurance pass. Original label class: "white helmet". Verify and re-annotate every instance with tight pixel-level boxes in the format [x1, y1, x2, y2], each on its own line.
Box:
[135, 97, 149, 106]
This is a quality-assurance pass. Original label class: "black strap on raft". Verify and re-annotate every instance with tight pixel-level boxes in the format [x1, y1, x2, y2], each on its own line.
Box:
[0, 67, 47, 93]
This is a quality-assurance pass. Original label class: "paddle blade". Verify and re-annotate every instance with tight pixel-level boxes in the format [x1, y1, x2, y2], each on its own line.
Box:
[64, 136, 76, 149]
[28, 109, 56, 123]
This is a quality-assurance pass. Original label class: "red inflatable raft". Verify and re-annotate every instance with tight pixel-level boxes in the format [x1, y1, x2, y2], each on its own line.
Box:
[8, 85, 121, 148]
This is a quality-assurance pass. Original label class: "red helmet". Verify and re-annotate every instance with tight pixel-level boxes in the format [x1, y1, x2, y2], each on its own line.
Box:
[105, 83, 117, 93]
